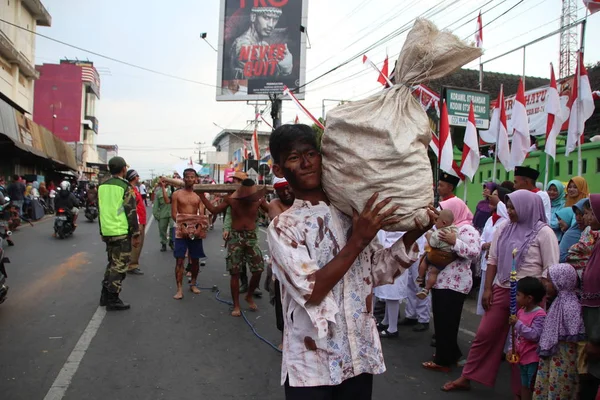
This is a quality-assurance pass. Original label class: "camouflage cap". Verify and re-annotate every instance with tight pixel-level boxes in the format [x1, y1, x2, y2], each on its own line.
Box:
[108, 156, 128, 173]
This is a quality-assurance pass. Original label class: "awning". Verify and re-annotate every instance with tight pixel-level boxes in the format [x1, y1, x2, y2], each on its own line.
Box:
[86, 162, 108, 171]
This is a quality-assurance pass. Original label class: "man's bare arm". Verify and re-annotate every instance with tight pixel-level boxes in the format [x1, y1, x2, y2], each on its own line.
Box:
[171, 191, 179, 221]
[199, 193, 229, 215]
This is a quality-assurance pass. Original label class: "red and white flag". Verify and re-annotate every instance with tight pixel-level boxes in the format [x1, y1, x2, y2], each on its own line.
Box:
[593, 90, 600, 101]
[430, 132, 464, 179]
[509, 79, 530, 169]
[583, 0, 600, 14]
[377, 56, 390, 87]
[545, 64, 563, 160]
[460, 102, 480, 181]
[475, 11, 483, 48]
[482, 85, 511, 170]
[251, 128, 260, 160]
[283, 86, 325, 129]
[294, 115, 299, 124]
[243, 141, 249, 160]
[439, 100, 456, 176]
[567, 51, 596, 155]
[362, 55, 393, 87]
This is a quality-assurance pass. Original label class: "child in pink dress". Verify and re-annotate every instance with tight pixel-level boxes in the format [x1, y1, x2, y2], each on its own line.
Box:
[508, 276, 547, 400]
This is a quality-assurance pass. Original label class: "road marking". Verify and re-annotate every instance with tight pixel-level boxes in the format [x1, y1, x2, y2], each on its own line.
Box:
[459, 327, 476, 338]
[259, 228, 268, 235]
[43, 216, 154, 400]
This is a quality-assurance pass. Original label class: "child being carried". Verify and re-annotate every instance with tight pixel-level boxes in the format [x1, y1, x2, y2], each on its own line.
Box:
[416, 209, 457, 299]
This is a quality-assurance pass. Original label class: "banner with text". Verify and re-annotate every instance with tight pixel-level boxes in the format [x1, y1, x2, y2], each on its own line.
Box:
[216, 0, 307, 101]
[443, 88, 490, 129]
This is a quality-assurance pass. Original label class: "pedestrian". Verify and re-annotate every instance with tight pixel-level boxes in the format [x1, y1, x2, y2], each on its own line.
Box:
[534, 263, 585, 399]
[422, 197, 480, 373]
[7, 175, 25, 216]
[437, 173, 459, 202]
[171, 169, 208, 300]
[564, 176, 590, 207]
[443, 190, 559, 394]
[397, 236, 431, 333]
[507, 277, 547, 400]
[98, 156, 140, 311]
[473, 182, 498, 232]
[201, 178, 267, 316]
[580, 194, 600, 399]
[513, 166, 552, 225]
[139, 180, 148, 206]
[152, 178, 172, 252]
[559, 199, 586, 263]
[546, 179, 567, 240]
[126, 169, 145, 275]
[266, 124, 431, 398]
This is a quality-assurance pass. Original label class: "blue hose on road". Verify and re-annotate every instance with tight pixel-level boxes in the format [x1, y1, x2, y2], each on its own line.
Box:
[198, 286, 283, 354]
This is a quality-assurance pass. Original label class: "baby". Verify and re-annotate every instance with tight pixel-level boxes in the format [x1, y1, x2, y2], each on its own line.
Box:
[416, 209, 458, 299]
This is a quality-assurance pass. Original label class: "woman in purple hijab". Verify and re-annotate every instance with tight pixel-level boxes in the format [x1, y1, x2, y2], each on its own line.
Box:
[473, 182, 498, 232]
[444, 190, 559, 394]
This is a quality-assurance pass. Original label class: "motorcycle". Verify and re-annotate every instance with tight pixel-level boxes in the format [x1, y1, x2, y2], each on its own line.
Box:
[84, 201, 98, 222]
[54, 208, 75, 239]
[0, 223, 10, 304]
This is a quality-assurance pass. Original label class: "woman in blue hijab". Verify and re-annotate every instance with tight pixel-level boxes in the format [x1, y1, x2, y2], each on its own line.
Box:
[547, 179, 566, 239]
[558, 198, 587, 262]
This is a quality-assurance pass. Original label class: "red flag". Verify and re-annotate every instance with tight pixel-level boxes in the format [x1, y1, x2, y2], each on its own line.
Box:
[439, 100, 455, 175]
[243, 141, 249, 160]
[509, 78, 530, 169]
[294, 115, 299, 124]
[460, 102, 480, 181]
[567, 51, 595, 155]
[377, 56, 390, 87]
[545, 64, 563, 160]
[475, 11, 483, 48]
[583, 0, 600, 14]
[251, 128, 260, 160]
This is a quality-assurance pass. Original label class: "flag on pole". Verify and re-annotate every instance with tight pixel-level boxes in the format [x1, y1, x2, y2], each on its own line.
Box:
[545, 63, 563, 160]
[475, 11, 483, 48]
[593, 91, 600, 101]
[251, 128, 260, 160]
[439, 100, 455, 175]
[362, 55, 394, 87]
[566, 51, 595, 155]
[461, 102, 480, 180]
[257, 113, 273, 130]
[583, 0, 600, 14]
[430, 131, 465, 179]
[377, 56, 390, 87]
[283, 85, 325, 129]
[294, 115, 299, 124]
[243, 141, 249, 160]
[509, 79, 530, 169]
[483, 85, 511, 170]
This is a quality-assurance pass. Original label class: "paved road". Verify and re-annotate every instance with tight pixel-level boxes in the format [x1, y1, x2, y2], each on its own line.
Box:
[0, 208, 513, 399]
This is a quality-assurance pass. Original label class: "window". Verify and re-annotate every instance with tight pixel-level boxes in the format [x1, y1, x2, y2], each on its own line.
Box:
[583, 159, 587, 174]
[505, 172, 510, 181]
[597, 157, 600, 173]
[487, 170, 491, 179]
[568, 160, 573, 175]
[496, 169, 500, 179]
[555, 162, 560, 176]
[479, 171, 483, 184]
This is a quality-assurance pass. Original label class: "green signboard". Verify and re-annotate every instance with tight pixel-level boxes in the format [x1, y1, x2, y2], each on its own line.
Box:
[443, 87, 490, 129]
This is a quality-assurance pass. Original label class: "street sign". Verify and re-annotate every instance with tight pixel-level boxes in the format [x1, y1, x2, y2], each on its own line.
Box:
[258, 164, 271, 176]
[443, 87, 490, 129]
[247, 168, 258, 183]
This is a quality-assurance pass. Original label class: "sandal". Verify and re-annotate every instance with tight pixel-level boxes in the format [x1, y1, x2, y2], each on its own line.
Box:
[376, 322, 389, 332]
[440, 381, 471, 392]
[422, 361, 450, 373]
[379, 330, 399, 339]
[415, 276, 425, 285]
[417, 288, 430, 300]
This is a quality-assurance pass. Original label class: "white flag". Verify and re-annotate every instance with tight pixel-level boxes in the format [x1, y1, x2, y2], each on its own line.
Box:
[509, 79, 530, 169]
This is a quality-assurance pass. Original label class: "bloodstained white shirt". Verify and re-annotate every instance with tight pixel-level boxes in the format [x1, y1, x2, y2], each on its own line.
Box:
[267, 199, 418, 387]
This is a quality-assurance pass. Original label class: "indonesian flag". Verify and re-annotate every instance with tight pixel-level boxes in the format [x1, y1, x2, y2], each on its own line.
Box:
[251, 128, 260, 160]
[460, 102, 480, 181]
[377, 56, 390, 87]
[188, 156, 194, 166]
[566, 51, 595, 155]
[294, 115, 299, 124]
[430, 132, 464, 179]
[583, 0, 600, 14]
[475, 11, 483, 48]
[483, 85, 511, 170]
[593, 90, 600, 100]
[545, 64, 563, 160]
[243, 141, 249, 160]
[362, 55, 393, 87]
[439, 100, 455, 175]
[509, 79, 530, 169]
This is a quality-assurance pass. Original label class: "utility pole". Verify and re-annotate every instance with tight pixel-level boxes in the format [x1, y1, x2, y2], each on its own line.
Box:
[270, 94, 282, 129]
[149, 169, 155, 181]
[194, 141, 206, 164]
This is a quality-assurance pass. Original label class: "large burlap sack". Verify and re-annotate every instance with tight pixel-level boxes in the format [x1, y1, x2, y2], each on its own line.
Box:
[321, 19, 482, 231]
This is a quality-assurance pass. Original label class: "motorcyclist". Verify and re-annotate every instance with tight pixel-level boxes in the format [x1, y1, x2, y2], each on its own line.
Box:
[87, 183, 98, 205]
[55, 181, 80, 227]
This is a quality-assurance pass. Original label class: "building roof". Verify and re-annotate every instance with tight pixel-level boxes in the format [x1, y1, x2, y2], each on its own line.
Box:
[22, 0, 52, 27]
[212, 129, 272, 147]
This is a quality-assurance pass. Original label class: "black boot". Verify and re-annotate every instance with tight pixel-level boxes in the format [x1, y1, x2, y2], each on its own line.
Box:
[99, 286, 109, 307]
[106, 292, 130, 311]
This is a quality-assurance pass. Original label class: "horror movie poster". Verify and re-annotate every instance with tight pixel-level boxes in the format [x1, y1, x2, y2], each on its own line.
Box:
[217, 0, 306, 101]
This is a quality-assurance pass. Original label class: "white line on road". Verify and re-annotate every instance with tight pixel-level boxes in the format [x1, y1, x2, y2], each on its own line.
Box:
[43, 216, 154, 400]
[459, 327, 476, 338]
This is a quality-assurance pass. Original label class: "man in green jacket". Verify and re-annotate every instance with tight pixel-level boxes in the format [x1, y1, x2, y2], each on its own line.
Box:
[152, 178, 172, 252]
[98, 157, 140, 311]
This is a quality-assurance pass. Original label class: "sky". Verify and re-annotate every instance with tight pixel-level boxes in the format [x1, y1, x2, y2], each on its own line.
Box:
[35, 0, 600, 179]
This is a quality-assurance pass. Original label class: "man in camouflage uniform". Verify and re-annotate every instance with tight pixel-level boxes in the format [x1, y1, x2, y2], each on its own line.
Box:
[98, 156, 140, 311]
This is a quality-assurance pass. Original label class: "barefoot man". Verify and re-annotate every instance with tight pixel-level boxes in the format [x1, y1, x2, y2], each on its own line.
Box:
[200, 178, 267, 317]
[171, 168, 209, 300]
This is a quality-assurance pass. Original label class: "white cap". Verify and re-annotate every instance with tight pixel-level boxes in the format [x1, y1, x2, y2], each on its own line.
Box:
[272, 176, 287, 187]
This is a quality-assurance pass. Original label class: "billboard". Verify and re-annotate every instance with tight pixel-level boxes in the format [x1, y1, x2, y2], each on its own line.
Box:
[443, 87, 491, 129]
[216, 0, 308, 101]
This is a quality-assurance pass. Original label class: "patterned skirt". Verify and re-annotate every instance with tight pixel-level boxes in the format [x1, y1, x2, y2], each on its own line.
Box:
[533, 341, 580, 400]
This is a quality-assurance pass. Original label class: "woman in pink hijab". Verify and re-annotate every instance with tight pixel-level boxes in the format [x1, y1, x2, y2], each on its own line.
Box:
[422, 197, 481, 372]
[443, 190, 559, 393]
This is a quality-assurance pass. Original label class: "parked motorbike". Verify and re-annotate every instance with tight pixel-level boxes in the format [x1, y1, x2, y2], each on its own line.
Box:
[54, 208, 75, 239]
[85, 201, 98, 222]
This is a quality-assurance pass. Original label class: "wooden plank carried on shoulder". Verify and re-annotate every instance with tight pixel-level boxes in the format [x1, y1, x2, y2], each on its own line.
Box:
[161, 177, 273, 194]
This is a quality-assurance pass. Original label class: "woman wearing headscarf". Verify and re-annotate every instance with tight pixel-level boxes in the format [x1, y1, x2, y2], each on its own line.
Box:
[546, 179, 566, 240]
[421, 197, 481, 372]
[558, 201, 585, 263]
[582, 194, 600, 399]
[567, 200, 600, 277]
[565, 176, 590, 207]
[473, 182, 498, 232]
[477, 186, 511, 315]
[443, 190, 559, 393]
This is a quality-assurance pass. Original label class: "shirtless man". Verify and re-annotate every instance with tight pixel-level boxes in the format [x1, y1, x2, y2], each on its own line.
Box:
[200, 178, 267, 317]
[171, 169, 209, 300]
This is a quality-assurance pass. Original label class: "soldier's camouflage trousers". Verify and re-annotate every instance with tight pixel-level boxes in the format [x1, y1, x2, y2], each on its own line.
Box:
[102, 235, 131, 294]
